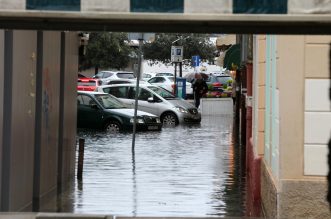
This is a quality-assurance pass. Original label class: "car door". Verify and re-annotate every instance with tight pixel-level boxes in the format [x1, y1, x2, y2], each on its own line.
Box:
[103, 86, 132, 107]
[137, 88, 159, 115]
[77, 94, 104, 129]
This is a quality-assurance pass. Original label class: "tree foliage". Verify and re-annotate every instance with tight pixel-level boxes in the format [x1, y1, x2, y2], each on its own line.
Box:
[80, 32, 133, 70]
[143, 33, 216, 65]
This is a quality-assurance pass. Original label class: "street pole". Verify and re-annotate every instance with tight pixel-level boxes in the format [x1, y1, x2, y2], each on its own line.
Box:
[132, 38, 143, 154]
[174, 62, 177, 96]
[179, 62, 182, 77]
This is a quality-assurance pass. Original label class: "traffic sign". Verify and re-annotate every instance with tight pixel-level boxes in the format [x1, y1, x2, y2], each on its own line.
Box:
[171, 46, 183, 62]
[192, 55, 200, 67]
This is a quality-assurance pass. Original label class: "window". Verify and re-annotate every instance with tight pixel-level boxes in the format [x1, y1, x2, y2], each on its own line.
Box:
[128, 87, 137, 99]
[78, 95, 95, 106]
[117, 72, 135, 79]
[107, 87, 129, 99]
[103, 72, 113, 78]
[138, 88, 152, 101]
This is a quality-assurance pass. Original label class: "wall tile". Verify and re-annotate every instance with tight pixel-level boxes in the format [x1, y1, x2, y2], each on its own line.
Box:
[82, 0, 130, 12]
[258, 39, 266, 63]
[185, 0, 232, 13]
[304, 144, 328, 176]
[258, 132, 265, 155]
[304, 112, 331, 144]
[258, 63, 266, 86]
[258, 109, 265, 131]
[305, 35, 331, 44]
[305, 79, 331, 111]
[305, 44, 329, 78]
[258, 86, 265, 109]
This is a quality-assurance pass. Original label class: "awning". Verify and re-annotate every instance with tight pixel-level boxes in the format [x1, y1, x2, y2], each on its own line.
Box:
[223, 44, 241, 70]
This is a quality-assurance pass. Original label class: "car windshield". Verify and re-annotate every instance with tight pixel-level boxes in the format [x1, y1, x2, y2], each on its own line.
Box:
[148, 86, 176, 99]
[93, 72, 103, 79]
[95, 94, 126, 109]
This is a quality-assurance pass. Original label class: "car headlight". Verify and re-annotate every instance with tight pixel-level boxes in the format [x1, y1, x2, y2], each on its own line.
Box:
[130, 118, 145, 124]
[174, 106, 188, 114]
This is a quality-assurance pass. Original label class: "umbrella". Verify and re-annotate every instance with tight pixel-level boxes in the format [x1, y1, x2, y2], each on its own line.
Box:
[184, 72, 209, 82]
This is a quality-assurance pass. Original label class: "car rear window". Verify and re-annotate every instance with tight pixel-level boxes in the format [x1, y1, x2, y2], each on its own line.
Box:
[216, 76, 232, 84]
[116, 72, 135, 79]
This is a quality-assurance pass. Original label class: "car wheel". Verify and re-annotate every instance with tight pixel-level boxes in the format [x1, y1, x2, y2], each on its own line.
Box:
[161, 112, 178, 126]
[105, 121, 121, 133]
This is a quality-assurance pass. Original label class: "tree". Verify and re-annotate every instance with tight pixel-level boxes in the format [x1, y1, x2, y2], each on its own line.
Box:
[142, 33, 216, 65]
[80, 32, 133, 71]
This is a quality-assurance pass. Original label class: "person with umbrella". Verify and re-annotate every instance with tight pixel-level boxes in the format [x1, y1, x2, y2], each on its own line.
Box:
[191, 73, 208, 109]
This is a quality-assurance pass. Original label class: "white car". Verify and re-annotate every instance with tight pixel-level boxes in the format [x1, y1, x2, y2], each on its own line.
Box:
[147, 76, 193, 99]
[92, 71, 135, 85]
[106, 78, 149, 85]
[96, 84, 201, 125]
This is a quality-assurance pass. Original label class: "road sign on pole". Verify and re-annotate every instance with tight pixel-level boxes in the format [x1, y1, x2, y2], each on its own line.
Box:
[192, 55, 200, 67]
[171, 46, 183, 62]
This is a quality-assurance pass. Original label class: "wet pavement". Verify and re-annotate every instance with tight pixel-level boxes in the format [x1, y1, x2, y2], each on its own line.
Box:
[59, 115, 246, 217]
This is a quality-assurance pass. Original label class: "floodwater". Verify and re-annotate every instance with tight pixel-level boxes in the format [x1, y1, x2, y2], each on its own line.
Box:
[59, 115, 246, 217]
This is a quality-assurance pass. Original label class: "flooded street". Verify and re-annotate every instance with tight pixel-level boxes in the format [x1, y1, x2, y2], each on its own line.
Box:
[60, 115, 246, 217]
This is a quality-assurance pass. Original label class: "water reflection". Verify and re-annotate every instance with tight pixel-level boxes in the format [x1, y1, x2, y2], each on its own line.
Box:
[59, 115, 246, 217]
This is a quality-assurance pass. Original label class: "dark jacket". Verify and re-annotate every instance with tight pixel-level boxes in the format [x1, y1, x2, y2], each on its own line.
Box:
[192, 79, 208, 97]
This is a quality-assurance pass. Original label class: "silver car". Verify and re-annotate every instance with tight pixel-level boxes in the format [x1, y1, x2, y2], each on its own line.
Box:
[96, 84, 201, 125]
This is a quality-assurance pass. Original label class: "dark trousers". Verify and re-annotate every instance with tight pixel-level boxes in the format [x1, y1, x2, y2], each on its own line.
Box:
[194, 92, 201, 108]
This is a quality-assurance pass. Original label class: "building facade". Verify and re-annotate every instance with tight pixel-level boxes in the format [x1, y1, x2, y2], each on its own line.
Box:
[251, 35, 331, 218]
[0, 30, 79, 211]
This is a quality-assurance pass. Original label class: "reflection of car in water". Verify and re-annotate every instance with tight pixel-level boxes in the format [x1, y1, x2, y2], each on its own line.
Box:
[77, 91, 162, 133]
[96, 84, 201, 126]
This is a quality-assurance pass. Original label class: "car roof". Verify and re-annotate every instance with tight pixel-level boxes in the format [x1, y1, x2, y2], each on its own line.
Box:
[98, 83, 156, 89]
[78, 91, 107, 95]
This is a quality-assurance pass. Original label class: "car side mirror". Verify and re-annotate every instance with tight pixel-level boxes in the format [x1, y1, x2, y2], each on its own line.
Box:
[90, 104, 99, 109]
[147, 97, 154, 103]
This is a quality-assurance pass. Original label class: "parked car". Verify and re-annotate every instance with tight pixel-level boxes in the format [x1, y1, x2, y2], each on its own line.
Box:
[77, 91, 162, 133]
[142, 73, 155, 81]
[205, 75, 233, 91]
[106, 78, 149, 86]
[205, 75, 233, 97]
[96, 84, 201, 126]
[92, 71, 135, 85]
[77, 78, 102, 91]
[155, 72, 174, 77]
[78, 73, 87, 78]
[147, 76, 193, 99]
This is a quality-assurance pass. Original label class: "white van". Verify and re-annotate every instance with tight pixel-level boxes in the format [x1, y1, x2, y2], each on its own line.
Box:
[96, 84, 201, 125]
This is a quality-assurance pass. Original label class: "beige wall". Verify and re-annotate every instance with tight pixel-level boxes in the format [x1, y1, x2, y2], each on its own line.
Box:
[61, 32, 78, 185]
[278, 35, 306, 180]
[256, 35, 266, 157]
[258, 35, 331, 218]
[10, 30, 37, 211]
[0, 30, 78, 211]
[39, 31, 61, 211]
[0, 30, 3, 209]
[303, 36, 331, 176]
